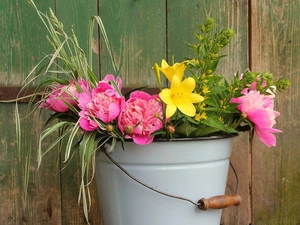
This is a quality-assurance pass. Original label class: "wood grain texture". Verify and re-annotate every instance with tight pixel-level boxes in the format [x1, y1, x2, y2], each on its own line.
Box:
[0, 104, 62, 225]
[98, 0, 167, 86]
[167, 0, 249, 78]
[251, 0, 300, 224]
[0, 0, 53, 86]
[0, 1, 62, 225]
[167, 1, 250, 224]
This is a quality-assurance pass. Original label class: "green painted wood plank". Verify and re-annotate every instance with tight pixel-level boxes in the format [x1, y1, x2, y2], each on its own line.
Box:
[55, 1, 102, 224]
[167, 1, 250, 224]
[98, 0, 166, 87]
[167, 0, 249, 78]
[251, 0, 300, 224]
[0, 1, 63, 224]
[0, 0, 53, 86]
[0, 104, 62, 225]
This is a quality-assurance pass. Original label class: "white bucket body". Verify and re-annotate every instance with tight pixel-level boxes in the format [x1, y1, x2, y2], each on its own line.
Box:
[96, 136, 234, 225]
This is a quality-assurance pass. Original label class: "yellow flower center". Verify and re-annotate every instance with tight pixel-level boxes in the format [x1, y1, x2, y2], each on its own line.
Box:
[171, 92, 184, 103]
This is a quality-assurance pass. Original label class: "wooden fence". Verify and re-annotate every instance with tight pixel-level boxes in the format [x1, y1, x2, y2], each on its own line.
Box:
[0, 0, 299, 224]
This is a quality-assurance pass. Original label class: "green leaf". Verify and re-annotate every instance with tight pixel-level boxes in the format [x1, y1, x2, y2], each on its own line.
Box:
[193, 126, 221, 136]
[89, 16, 119, 76]
[175, 123, 198, 137]
[38, 121, 73, 168]
[206, 58, 220, 72]
[201, 117, 238, 133]
[15, 103, 21, 160]
[200, 44, 208, 58]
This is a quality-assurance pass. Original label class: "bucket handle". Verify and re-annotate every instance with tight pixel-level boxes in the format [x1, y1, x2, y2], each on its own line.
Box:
[103, 149, 242, 210]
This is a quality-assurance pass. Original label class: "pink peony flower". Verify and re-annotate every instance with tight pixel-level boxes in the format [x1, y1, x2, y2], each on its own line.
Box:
[78, 75, 124, 131]
[118, 91, 163, 145]
[39, 79, 89, 112]
[230, 89, 281, 147]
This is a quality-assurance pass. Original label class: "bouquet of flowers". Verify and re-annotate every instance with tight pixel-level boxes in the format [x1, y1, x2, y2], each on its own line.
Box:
[17, 0, 290, 220]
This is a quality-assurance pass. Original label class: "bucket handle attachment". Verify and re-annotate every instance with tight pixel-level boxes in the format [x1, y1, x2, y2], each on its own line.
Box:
[103, 149, 242, 210]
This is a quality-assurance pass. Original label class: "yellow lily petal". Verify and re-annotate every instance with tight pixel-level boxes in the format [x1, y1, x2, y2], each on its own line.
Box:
[180, 77, 196, 93]
[166, 104, 177, 118]
[170, 74, 181, 89]
[159, 89, 173, 105]
[174, 62, 186, 81]
[162, 67, 176, 82]
[177, 98, 197, 116]
[161, 59, 169, 68]
[188, 93, 205, 103]
[158, 59, 186, 82]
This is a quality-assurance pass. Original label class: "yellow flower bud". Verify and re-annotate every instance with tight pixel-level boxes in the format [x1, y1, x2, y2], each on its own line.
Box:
[153, 62, 161, 88]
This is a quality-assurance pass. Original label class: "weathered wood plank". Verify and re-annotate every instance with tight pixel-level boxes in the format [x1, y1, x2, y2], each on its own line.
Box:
[167, 0, 249, 77]
[98, 0, 167, 87]
[167, 1, 250, 224]
[55, 0, 102, 224]
[251, 0, 300, 224]
[0, 1, 62, 224]
[0, 0, 53, 86]
[0, 104, 62, 225]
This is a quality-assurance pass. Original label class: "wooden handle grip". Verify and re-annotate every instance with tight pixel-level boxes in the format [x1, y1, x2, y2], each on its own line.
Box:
[198, 194, 242, 210]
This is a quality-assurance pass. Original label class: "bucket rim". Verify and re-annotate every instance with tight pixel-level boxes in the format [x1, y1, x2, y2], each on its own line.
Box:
[153, 133, 238, 142]
[122, 133, 238, 143]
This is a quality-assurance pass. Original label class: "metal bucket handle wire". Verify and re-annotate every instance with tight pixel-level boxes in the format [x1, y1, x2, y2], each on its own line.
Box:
[103, 149, 242, 210]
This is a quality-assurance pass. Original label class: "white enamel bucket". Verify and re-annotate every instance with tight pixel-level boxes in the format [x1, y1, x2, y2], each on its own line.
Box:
[96, 135, 236, 225]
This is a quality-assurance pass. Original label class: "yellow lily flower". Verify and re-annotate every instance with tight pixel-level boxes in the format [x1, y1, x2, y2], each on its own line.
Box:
[159, 75, 204, 118]
[158, 59, 186, 82]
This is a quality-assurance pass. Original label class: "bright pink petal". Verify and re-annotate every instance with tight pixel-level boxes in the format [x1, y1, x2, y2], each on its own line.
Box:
[241, 88, 249, 95]
[255, 127, 282, 147]
[51, 100, 69, 112]
[104, 103, 121, 122]
[251, 82, 257, 90]
[78, 92, 92, 109]
[79, 116, 98, 131]
[129, 91, 152, 101]
[247, 109, 273, 128]
[132, 135, 154, 145]
[103, 74, 122, 91]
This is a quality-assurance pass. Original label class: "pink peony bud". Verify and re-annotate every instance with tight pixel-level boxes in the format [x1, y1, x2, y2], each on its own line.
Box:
[39, 79, 89, 112]
[166, 125, 175, 134]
